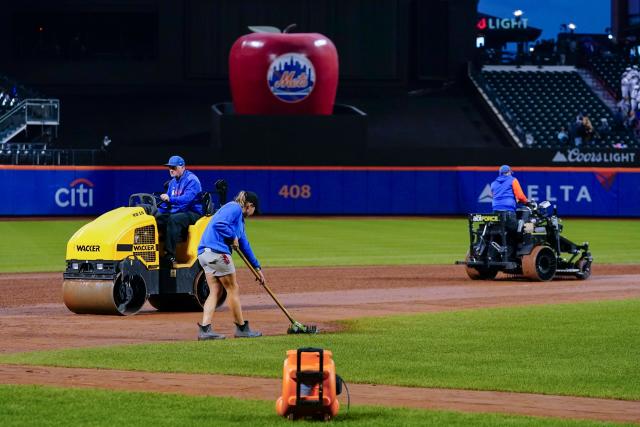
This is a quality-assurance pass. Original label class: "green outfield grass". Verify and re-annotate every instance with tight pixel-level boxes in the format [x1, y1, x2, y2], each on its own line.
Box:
[253, 218, 467, 266]
[3, 299, 638, 400]
[0, 217, 638, 273]
[0, 220, 89, 272]
[1, 385, 629, 427]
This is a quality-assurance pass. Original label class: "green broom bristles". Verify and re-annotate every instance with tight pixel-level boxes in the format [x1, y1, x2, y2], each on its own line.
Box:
[287, 322, 319, 334]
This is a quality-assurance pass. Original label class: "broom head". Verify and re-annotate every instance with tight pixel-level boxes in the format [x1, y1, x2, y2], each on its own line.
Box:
[287, 322, 318, 334]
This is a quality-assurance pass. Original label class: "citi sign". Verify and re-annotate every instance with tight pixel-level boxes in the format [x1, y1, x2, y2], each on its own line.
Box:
[477, 17, 528, 31]
[55, 178, 94, 208]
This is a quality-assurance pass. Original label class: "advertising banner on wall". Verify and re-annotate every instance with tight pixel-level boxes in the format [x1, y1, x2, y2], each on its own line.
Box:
[1, 166, 638, 217]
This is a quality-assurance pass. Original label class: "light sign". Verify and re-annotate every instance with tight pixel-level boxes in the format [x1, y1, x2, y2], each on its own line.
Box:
[477, 17, 528, 31]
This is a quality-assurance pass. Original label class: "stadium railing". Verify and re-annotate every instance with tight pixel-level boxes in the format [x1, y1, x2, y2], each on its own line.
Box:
[0, 99, 60, 144]
[0, 143, 104, 165]
[468, 64, 526, 147]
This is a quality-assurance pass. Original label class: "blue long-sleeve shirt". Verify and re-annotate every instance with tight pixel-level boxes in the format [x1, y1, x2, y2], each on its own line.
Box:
[159, 170, 203, 215]
[198, 202, 261, 269]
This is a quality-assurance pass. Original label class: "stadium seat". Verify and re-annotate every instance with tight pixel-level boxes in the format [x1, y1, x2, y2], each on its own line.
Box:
[587, 55, 628, 99]
[481, 68, 636, 148]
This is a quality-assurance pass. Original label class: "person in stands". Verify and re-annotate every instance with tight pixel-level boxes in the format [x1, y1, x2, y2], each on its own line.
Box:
[557, 126, 569, 144]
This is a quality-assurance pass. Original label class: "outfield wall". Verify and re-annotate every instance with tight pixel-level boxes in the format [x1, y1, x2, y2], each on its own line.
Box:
[2, 166, 638, 217]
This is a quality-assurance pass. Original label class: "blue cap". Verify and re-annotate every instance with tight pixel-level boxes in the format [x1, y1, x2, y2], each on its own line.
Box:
[164, 155, 185, 167]
[499, 165, 512, 175]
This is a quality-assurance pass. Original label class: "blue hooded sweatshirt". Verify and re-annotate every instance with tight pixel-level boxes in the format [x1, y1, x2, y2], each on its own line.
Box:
[491, 174, 517, 212]
[198, 201, 260, 269]
[159, 170, 203, 215]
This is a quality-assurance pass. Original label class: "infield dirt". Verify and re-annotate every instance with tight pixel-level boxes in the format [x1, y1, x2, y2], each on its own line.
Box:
[1, 264, 639, 423]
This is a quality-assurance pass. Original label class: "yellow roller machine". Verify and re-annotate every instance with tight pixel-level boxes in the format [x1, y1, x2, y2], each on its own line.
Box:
[63, 182, 228, 315]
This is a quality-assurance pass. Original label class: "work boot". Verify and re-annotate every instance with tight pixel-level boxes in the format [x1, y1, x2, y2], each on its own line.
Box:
[234, 321, 262, 338]
[197, 323, 225, 340]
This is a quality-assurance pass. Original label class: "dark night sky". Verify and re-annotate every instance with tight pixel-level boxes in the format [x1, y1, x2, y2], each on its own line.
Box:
[478, 0, 611, 40]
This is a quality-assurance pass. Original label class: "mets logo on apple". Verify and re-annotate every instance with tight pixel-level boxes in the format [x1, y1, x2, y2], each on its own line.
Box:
[267, 53, 315, 103]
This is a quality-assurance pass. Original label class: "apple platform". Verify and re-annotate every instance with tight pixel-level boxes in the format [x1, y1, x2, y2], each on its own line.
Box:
[211, 102, 367, 165]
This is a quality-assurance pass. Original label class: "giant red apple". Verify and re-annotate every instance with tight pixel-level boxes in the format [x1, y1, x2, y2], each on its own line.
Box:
[229, 29, 338, 115]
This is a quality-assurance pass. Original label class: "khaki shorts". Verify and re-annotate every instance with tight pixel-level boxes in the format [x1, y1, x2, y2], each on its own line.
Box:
[198, 249, 235, 276]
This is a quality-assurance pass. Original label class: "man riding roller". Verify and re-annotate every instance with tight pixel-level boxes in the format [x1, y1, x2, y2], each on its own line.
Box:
[156, 155, 203, 265]
[491, 164, 528, 231]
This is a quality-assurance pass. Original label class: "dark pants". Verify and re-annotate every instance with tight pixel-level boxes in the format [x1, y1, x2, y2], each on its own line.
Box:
[494, 210, 517, 232]
[494, 210, 518, 255]
[156, 211, 201, 258]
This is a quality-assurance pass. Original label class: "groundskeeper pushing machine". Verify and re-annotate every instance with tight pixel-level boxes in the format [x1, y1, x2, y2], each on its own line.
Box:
[62, 180, 230, 315]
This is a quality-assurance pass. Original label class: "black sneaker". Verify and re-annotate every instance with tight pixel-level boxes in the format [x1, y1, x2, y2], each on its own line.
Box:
[234, 321, 262, 338]
[197, 323, 225, 340]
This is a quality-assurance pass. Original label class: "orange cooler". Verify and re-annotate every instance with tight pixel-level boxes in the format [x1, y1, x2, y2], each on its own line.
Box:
[276, 348, 340, 420]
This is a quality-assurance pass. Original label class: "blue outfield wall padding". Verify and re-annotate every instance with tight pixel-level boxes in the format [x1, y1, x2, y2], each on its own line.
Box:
[1, 167, 639, 217]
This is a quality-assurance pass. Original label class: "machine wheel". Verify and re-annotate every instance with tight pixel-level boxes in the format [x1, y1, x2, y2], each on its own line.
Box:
[147, 294, 197, 311]
[193, 269, 228, 309]
[63, 273, 147, 316]
[575, 258, 592, 280]
[521, 246, 557, 281]
[464, 253, 499, 280]
[114, 274, 148, 315]
[147, 270, 227, 312]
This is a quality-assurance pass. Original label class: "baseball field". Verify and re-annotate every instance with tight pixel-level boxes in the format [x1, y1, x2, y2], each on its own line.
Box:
[0, 217, 639, 426]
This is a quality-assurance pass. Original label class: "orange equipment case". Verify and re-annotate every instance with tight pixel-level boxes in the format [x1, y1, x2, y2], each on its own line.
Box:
[276, 347, 340, 420]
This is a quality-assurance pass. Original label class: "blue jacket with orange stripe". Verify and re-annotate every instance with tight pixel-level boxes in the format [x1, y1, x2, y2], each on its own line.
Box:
[491, 175, 528, 211]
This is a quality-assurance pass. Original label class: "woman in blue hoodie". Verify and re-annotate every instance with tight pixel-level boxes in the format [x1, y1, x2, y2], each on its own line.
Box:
[196, 190, 263, 340]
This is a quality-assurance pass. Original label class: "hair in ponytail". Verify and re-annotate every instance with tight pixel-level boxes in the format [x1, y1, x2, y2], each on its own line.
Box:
[234, 190, 248, 207]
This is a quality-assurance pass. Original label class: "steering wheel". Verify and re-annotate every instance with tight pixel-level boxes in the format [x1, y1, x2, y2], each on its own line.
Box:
[128, 193, 169, 217]
[151, 192, 172, 210]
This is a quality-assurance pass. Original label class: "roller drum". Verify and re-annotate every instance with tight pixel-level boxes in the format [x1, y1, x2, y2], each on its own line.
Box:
[63, 274, 147, 315]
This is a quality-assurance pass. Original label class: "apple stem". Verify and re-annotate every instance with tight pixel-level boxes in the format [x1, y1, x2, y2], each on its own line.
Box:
[283, 23, 297, 33]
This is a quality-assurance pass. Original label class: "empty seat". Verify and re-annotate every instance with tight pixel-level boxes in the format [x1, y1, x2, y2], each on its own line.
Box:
[481, 68, 637, 148]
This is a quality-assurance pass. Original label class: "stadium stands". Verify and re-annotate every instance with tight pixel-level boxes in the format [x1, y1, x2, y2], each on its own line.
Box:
[0, 142, 102, 165]
[0, 74, 44, 116]
[588, 54, 628, 99]
[480, 67, 637, 149]
[0, 72, 60, 164]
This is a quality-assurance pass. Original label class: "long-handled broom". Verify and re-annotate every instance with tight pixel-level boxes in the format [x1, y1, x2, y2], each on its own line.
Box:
[234, 246, 318, 334]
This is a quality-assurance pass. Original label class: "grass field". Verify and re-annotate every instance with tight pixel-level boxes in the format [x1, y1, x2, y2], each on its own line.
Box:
[3, 299, 638, 400]
[1, 217, 639, 426]
[0, 217, 638, 273]
[1, 385, 629, 427]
